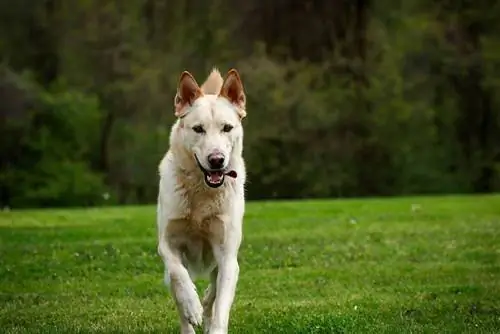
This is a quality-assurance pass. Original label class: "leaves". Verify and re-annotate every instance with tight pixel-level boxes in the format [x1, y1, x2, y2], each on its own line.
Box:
[1, 1, 500, 207]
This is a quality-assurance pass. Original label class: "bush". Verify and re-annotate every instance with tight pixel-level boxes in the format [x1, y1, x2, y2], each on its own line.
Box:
[0, 70, 111, 208]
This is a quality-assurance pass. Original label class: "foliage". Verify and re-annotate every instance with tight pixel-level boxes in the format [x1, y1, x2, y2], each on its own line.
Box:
[1, 1, 499, 207]
[0, 69, 108, 208]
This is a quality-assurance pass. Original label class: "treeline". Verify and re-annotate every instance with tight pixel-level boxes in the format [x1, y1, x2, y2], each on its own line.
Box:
[1, 0, 499, 208]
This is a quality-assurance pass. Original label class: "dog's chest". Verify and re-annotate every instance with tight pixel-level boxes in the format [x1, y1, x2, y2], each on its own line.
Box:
[181, 188, 231, 223]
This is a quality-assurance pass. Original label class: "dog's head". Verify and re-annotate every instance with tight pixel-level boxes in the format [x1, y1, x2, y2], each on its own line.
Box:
[172, 68, 246, 188]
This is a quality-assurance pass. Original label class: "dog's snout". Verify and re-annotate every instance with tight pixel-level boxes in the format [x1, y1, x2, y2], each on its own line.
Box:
[208, 152, 225, 169]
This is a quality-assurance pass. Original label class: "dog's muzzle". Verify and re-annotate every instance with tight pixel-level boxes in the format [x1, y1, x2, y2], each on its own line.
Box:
[194, 154, 237, 188]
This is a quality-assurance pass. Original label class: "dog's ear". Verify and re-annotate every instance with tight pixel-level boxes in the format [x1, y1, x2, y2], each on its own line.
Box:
[174, 71, 203, 118]
[220, 69, 246, 119]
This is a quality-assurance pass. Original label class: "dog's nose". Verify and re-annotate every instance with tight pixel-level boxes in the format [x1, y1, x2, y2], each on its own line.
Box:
[208, 153, 225, 169]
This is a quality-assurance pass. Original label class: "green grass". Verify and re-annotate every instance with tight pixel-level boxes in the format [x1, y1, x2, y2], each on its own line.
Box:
[1, 195, 500, 333]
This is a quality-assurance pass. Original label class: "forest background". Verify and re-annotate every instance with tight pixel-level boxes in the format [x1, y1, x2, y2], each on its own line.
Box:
[1, 0, 499, 208]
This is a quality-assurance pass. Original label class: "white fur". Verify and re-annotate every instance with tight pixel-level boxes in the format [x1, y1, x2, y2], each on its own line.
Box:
[157, 68, 246, 334]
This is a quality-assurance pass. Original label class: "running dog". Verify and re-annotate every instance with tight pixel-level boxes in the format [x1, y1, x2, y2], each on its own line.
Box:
[157, 68, 247, 334]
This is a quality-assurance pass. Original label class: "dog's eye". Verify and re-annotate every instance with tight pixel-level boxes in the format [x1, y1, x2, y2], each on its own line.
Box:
[222, 124, 233, 133]
[192, 125, 205, 134]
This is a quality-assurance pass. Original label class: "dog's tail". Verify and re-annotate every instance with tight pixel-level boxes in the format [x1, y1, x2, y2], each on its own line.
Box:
[201, 67, 224, 95]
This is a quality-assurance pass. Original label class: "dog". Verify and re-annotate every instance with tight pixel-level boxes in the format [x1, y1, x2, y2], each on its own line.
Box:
[156, 68, 247, 334]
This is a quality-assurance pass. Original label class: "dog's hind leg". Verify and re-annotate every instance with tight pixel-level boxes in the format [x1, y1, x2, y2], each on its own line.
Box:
[158, 237, 203, 334]
[202, 268, 218, 333]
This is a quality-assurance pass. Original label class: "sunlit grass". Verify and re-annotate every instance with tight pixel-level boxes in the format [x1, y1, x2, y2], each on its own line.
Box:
[1, 195, 499, 333]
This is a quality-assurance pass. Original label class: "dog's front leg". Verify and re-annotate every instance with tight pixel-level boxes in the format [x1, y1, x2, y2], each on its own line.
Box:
[208, 226, 242, 334]
[210, 254, 239, 334]
[158, 234, 203, 334]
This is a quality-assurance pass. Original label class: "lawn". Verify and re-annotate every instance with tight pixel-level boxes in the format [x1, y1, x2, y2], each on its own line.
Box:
[1, 195, 499, 333]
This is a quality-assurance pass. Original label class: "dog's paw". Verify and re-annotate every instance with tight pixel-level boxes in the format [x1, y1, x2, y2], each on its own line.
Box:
[179, 290, 203, 327]
[207, 329, 227, 334]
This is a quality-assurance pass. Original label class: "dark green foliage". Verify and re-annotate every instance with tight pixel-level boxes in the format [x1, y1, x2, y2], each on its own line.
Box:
[1, 1, 499, 207]
[1, 69, 108, 208]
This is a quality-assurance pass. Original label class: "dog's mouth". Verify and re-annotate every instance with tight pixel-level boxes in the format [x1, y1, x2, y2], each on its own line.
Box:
[194, 155, 237, 188]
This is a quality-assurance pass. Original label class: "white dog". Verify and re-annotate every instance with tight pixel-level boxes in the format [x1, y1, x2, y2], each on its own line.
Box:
[156, 68, 247, 334]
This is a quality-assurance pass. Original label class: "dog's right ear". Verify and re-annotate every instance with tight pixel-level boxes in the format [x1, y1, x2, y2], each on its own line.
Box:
[174, 71, 203, 118]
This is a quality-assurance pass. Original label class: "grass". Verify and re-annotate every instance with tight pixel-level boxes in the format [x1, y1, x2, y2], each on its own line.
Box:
[1, 194, 500, 333]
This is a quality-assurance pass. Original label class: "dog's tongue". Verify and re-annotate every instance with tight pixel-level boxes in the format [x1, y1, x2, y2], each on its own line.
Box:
[225, 170, 237, 178]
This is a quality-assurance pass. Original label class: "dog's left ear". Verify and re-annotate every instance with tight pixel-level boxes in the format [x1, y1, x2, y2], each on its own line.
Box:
[220, 69, 246, 119]
[174, 71, 203, 118]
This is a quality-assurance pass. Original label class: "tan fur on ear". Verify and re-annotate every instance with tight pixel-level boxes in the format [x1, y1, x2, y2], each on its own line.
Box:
[174, 71, 203, 118]
[220, 69, 246, 119]
[201, 67, 224, 95]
